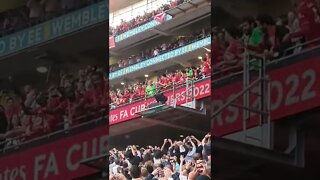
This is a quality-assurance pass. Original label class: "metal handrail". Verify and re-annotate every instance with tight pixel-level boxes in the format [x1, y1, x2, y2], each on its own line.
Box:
[283, 37, 320, 56]
[0, 109, 107, 152]
[211, 78, 263, 118]
[213, 36, 320, 83]
[110, 75, 211, 110]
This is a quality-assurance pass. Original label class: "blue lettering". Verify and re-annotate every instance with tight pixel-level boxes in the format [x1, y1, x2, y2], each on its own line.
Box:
[109, 37, 211, 80]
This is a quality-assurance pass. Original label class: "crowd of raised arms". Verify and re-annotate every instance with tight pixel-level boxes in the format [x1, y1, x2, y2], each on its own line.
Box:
[109, 133, 211, 180]
[212, 0, 320, 80]
[0, 65, 107, 150]
[109, 0, 189, 37]
[110, 28, 211, 72]
[109, 52, 211, 109]
[0, 0, 102, 37]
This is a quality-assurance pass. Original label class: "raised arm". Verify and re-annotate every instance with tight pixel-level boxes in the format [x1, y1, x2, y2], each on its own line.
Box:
[191, 135, 201, 145]
[179, 155, 185, 173]
[161, 138, 168, 151]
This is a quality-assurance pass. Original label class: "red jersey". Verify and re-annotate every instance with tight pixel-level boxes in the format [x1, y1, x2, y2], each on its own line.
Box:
[5, 104, 21, 120]
[180, 74, 187, 83]
[291, 0, 320, 42]
[172, 74, 179, 83]
[212, 41, 223, 64]
[159, 77, 168, 86]
[202, 61, 211, 75]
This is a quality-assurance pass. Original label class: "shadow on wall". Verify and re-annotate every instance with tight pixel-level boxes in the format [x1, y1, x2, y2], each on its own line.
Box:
[213, 0, 295, 26]
[212, 6, 240, 27]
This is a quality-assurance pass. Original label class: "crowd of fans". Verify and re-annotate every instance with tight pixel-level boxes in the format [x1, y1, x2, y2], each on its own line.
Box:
[110, 52, 211, 109]
[0, 0, 102, 37]
[109, 0, 189, 36]
[110, 28, 210, 72]
[109, 133, 211, 180]
[212, 0, 320, 79]
[0, 65, 107, 150]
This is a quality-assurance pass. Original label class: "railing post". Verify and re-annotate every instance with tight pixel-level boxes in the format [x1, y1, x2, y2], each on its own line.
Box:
[243, 50, 249, 142]
[144, 92, 147, 112]
[173, 82, 176, 108]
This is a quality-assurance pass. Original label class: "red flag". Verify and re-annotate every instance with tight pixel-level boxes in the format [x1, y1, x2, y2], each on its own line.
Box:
[154, 12, 166, 23]
[109, 36, 115, 49]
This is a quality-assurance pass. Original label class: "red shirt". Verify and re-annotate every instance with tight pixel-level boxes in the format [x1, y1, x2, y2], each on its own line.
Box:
[225, 39, 244, 64]
[291, 0, 320, 42]
[5, 104, 21, 120]
[167, 75, 173, 83]
[159, 77, 168, 86]
[202, 61, 211, 75]
[141, 85, 146, 95]
[212, 41, 223, 64]
[180, 74, 187, 83]
[172, 75, 179, 83]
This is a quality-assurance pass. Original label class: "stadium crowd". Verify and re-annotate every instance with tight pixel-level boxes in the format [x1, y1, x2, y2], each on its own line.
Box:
[109, 133, 211, 180]
[109, 52, 211, 109]
[110, 28, 210, 72]
[212, 0, 320, 79]
[109, 0, 189, 36]
[0, 65, 107, 150]
[0, 0, 102, 37]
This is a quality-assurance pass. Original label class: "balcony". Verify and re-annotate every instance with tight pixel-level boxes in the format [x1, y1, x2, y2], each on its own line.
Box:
[109, 0, 211, 53]
[109, 77, 211, 125]
[109, 35, 211, 83]
[0, 0, 108, 59]
[212, 41, 320, 137]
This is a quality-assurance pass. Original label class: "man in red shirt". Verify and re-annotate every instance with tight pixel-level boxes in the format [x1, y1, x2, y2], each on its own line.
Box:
[201, 58, 211, 77]
[205, 53, 211, 65]
[288, 0, 320, 44]
[172, 71, 180, 85]
[158, 75, 169, 89]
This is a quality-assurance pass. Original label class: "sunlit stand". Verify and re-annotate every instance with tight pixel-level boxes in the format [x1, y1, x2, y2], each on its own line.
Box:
[135, 78, 209, 134]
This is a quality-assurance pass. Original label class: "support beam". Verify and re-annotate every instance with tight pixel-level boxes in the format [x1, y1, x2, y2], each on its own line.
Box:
[188, 1, 198, 7]
[176, 7, 186, 13]
[142, 118, 208, 135]
[80, 153, 108, 172]
[151, 28, 170, 36]
[214, 135, 305, 167]
[230, 103, 268, 115]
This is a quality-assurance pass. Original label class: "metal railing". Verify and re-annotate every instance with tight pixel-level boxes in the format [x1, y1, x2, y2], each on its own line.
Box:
[0, 107, 107, 153]
[213, 37, 320, 83]
[110, 75, 210, 111]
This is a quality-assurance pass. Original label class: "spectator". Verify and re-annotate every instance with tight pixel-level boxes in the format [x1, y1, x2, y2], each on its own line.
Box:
[27, 0, 43, 25]
[0, 65, 106, 149]
[130, 165, 143, 180]
[286, 0, 320, 46]
[41, 0, 61, 19]
[287, 11, 300, 32]
[146, 81, 156, 98]
[61, 0, 76, 12]
[246, 15, 266, 55]
[0, 0, 100, 36]
[109, 134, 211, 180]
[222, 27, 244, 67]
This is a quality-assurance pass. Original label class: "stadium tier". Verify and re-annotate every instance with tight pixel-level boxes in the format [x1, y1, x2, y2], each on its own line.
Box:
[212, 0, 320, 179]
[108, 0, 212, 179]
[0, 1, 108, 179]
